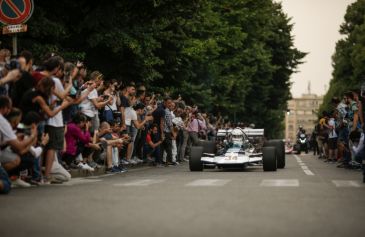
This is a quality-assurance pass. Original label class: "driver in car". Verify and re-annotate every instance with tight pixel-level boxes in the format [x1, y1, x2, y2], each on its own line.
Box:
[226, 128, 248, 149]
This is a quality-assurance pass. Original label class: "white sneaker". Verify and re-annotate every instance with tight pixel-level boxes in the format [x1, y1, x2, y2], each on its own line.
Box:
[77, 163, 95, 172]
[128, 159, 137, 165]
[133, 157, 143, 164]
[82, 163, 95, 172]
[30, 146, 43, 157]
[121, 159, 129, 165]
[12, 178, 31, 188]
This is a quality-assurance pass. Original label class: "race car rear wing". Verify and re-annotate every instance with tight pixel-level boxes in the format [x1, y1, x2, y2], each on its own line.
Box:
[216, 128, 265, 138]
[242, 129, 264, 137]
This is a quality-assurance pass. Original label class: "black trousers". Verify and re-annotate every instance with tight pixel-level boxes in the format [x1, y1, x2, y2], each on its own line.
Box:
[160, 132, 173, 163]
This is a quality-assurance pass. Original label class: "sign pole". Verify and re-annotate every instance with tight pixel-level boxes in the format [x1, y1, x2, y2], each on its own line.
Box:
[12, 34, 17, 56]
[0, 0, 34, 56]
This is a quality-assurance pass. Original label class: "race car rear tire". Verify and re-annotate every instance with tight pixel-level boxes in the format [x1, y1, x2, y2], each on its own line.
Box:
[263, 147, 277, 171]
[190, 146, 204, 171]
[199, 140, 216, 154]
[264, 140, 285, 169]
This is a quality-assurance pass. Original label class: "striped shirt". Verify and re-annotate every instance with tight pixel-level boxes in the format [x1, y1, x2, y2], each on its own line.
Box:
[164, 108, 173, 133]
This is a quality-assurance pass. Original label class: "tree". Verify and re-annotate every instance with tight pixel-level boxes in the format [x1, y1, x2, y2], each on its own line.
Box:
[321, 0, 365, 113]
[0, 0, 304, 137]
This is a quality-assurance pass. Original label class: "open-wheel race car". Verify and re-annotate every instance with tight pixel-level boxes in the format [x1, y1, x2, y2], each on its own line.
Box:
[189, 127, 285, 172]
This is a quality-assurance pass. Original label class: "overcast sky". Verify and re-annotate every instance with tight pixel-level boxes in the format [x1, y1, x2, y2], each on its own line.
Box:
[276, 0, 356, 97]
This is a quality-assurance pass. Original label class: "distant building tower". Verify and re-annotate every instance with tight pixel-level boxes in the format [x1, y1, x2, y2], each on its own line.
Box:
[285, 93, 323, 141]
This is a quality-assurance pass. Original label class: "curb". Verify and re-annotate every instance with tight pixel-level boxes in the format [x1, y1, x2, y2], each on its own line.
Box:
[69, 163, 148, 178]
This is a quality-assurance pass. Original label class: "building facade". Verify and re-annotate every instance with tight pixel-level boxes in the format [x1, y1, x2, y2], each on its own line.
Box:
[285, 93, 323, 142]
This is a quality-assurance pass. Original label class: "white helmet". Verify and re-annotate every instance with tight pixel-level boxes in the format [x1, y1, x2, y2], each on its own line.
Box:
[231, 128, 244, 141]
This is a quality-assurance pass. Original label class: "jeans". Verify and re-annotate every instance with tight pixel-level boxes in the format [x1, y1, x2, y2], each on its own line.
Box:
[112, 147, 119, 167]
[8, 152, 34, 177]
[33, 156, 42, 181]
[144, 145, 161, 163]
[0, 165, 11, 194]
[177, 130, 189, 161]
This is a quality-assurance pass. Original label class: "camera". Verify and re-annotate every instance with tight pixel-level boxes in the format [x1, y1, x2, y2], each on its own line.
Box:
[5, 59, 21, 71]
[101, 95, 109, 100]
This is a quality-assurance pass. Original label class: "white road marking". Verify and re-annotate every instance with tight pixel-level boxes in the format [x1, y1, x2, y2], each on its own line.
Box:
[87, 174, 115, 179]
[332, 180, 364, 188]
[114, 179, 165, 186]
[303, 170, 315, 176]
[185, 179, 231, 187]
[294, 155, 315, 176]
[260, 179, 299, 187]
[60, 178, 102, 186]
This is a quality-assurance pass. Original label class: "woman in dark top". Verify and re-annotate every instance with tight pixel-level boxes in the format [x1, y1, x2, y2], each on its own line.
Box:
[20, 77, 70, 131]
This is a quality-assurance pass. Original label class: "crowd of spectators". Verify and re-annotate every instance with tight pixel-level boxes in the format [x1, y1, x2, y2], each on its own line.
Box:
[310, 87, 365, 183]
[0, 48, 228, 194]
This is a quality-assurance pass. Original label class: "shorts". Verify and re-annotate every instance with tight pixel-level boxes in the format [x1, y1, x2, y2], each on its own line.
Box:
[328, 137, 338, 150]
[0, 147, 19, 163]
[45, 126, 65, 150]
[91, 115, 100, 132]
[0, 165, 11, 194]
[127, 125, 138, 142]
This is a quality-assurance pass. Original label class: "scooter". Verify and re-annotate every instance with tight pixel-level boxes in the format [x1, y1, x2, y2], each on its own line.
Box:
[296, 133, 308, 154]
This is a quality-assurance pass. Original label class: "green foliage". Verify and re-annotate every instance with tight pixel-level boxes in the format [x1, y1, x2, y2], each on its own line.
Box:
[1, 0, 303, 138]
[321, 0, 365, 113]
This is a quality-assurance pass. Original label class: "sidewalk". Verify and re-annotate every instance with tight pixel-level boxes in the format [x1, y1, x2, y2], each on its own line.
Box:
[69, 162, 147, 178]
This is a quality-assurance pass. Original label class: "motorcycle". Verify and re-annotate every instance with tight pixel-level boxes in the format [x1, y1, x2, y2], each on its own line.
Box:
[295, 133, 308, 154]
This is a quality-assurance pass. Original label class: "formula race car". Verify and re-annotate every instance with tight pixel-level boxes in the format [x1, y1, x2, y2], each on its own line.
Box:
[189, 127, 285, 172]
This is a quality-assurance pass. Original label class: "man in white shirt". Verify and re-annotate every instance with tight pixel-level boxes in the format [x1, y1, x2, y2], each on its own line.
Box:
[44, 62, 75, 183]
[0, 96, 37, 192]
[79, 71, 111, 132]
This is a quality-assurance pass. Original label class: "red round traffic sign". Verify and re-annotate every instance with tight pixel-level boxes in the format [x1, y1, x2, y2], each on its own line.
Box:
[0, 0, 34, 25]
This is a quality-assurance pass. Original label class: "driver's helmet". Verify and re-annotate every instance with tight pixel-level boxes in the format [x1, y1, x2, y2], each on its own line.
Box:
[231, 128, 244, 142]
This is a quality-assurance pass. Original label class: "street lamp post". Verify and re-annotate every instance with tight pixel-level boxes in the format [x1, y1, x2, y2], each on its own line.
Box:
[285, 109, 290, 141]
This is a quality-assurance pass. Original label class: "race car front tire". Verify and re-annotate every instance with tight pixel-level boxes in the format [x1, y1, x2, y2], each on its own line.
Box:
[265, 140, 285, 169]
[263, 147, 277, 171]
[190, 146, 204, 171]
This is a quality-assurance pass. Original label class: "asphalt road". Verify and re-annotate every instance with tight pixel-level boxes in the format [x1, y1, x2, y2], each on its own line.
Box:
[1, 153, 365, 237]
